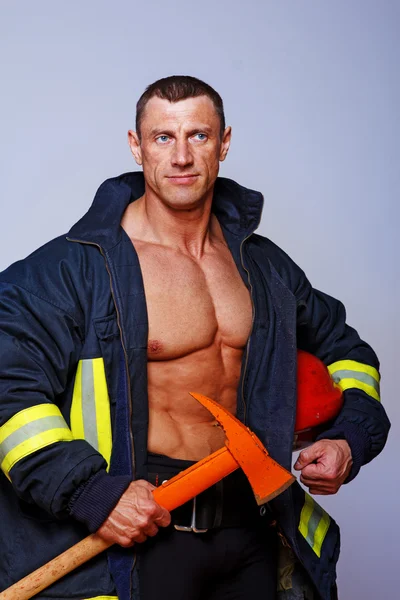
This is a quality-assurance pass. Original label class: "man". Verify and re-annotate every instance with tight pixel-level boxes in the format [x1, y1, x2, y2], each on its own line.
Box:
[0, 76, 389, 600]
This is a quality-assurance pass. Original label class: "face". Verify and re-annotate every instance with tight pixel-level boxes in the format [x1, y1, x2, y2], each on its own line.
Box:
[128, 95, 231, 210]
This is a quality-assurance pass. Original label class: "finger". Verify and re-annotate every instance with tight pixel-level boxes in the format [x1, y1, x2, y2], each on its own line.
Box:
[304, 462, 345, 483]
[143, 523, 159, 537]
[97, 524, 136, 547]
[299, 463, 327, 481]
[136, 498, 170, 528]
[300, 472, 337, 490]
[303, 475, 341, 492]
[308, 487, 331, 496]
[133, 531, 148, 544]
[153, 507, 171, 528]
[132, 487, 162, 519]
[118, 537, 136, 548]
[294, 443, 324, 470]
[300, 473, 322, 487]
[308, 484, 340, 495]
[135, 479, 156, 492]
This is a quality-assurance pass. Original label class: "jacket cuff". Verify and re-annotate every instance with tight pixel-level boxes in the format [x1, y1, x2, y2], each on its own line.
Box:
[68, 470, 131, 532]
[316, 421, 372, 483]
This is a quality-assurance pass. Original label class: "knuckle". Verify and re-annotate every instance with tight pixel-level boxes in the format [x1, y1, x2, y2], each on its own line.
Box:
[155, 512, 171, 527]
[146, 525, 159, 537]
[145, 502, 159, 516]
[136, 515, 150, 529]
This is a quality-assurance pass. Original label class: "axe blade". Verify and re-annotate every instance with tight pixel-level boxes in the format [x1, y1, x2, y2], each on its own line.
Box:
[190, 392, 295, 504]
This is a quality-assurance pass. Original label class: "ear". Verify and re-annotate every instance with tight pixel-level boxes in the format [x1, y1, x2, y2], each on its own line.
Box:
[219, 126, 232, 162]
[128, 130, 142, 166]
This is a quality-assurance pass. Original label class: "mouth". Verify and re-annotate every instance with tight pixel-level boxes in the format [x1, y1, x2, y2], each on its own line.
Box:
[166, 174, 199, 185]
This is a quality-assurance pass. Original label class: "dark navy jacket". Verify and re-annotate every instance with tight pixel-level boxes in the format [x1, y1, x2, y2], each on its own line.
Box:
[0, 173, 390, 599]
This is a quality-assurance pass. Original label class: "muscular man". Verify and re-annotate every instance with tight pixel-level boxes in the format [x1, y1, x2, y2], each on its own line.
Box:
[0, 77, 390, 600]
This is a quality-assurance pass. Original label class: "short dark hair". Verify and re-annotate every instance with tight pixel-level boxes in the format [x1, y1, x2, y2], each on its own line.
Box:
[136, 75, 226, 139]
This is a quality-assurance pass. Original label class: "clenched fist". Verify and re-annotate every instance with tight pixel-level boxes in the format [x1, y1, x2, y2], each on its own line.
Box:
[97, 480, 171, 547]
[294, 439, 353, 495]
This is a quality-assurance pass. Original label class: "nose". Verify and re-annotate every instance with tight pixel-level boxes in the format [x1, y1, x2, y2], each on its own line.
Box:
[171, 139, 194, 168]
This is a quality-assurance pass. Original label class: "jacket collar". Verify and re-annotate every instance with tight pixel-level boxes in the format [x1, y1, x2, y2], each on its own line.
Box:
[67, 171, 264, 250]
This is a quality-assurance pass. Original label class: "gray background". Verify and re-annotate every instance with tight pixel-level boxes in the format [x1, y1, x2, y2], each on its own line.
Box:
[0, 1, 398, 598]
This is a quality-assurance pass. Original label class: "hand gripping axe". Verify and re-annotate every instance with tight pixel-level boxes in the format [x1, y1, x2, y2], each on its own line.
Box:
[0, 393, 294, 600]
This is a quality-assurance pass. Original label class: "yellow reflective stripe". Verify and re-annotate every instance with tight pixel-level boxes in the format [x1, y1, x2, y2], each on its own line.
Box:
[1, 428, 73, 475]
[332, 377, 380, 401]
[71, 358, 112, 470]
[0, 403, 73, 476]
[313, 511, 330, 558]
[328, 360, 380, 402]
[93, 358, 112, 469]
[0, 404, 63, 443]
[327, 360, 380, 383]
[82, 596, 118, 600]
[298, 493, 313, 540]
[298, 493, 331, 558]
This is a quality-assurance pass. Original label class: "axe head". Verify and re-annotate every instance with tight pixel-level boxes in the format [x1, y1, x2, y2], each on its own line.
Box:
[189, 393, 295, 505]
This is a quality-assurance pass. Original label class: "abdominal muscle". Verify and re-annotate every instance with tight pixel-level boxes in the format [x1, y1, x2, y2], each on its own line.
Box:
[147, 341, 244, 461]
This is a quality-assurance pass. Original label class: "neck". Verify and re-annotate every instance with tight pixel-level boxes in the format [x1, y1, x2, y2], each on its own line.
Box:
[122, 186, 220, 258]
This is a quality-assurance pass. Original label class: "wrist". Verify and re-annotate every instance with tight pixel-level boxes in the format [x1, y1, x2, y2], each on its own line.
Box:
[316, 421, 371, 482]
[68, 470, 132, 532]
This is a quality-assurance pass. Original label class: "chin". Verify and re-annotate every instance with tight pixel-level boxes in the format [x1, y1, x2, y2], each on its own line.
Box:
[163, 194, 203, 211]
[160, 185, 207, 210]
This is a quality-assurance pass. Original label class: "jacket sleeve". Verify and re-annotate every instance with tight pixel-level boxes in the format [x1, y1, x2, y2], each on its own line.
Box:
[0, 272, 129, 523]
[293, 267, 390, 481]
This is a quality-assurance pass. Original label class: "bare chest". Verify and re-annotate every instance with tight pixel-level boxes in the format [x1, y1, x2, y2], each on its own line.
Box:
[134, 243, 253, 359]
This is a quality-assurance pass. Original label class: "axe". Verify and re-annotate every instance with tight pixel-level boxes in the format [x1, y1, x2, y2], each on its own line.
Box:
[0, 393, 294, 600]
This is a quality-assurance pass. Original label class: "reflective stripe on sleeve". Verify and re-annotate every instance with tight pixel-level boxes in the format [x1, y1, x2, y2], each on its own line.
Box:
[298, 493, 331, 558]
[327, 360, 380, 402]
[70, 358, 112, 469]
[82, 596, 118, 600]
[0, 404, 73, 477]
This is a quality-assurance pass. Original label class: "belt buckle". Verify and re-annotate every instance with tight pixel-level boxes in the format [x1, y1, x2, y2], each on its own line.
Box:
[174, 496, 208, 534]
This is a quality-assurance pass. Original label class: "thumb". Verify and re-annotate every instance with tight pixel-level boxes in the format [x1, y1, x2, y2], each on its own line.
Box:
[294, 443, 323, 470]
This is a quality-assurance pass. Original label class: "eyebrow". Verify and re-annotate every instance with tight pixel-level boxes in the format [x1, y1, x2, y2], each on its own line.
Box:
[149, 125, 214, 137]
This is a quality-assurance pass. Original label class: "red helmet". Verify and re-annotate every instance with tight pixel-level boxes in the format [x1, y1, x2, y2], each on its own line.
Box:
[294, 350, 343, 450]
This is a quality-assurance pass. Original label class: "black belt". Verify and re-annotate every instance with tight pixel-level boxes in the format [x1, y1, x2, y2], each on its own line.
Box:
[147, 453, 274, 532]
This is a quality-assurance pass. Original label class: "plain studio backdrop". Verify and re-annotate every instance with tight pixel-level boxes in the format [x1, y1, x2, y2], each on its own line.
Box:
[0, 2, 398, 598]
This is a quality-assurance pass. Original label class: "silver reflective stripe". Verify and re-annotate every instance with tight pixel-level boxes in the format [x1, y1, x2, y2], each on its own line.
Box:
[298, 493, 331, 557]
[70, 358, 112, 469]
[331, 369, 380, 394]
[81, 360, 99, 451]
[0, 415, 67, 464]
[304, 506, 324, 549]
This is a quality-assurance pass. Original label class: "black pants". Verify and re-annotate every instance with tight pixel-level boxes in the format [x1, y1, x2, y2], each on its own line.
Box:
[138, 454, 278, 600]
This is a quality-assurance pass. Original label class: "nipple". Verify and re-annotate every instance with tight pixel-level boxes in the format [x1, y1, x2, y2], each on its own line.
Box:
[148, 339, 163, 354]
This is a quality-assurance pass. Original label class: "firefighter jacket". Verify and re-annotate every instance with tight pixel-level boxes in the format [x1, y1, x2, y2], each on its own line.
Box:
[0, 172, 390, 600]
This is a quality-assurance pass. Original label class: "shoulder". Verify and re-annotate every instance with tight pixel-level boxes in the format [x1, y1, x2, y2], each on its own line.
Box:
[248, 233, 307, 294]
[0, 234, 105, 320]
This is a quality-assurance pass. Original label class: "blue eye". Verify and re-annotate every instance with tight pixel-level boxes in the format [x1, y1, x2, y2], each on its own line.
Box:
[193, 133, 207, 141]
[156, 135, 170, 144]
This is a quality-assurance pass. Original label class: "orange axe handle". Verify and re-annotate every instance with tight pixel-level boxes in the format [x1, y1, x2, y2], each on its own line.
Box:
[0, 446, 292, 600]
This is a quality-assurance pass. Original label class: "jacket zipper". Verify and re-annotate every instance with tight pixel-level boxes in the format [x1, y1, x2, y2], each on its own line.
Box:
[66, 237, 135, 474]
[239, 234, 255, 425]
[239, 235, 306, 577]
